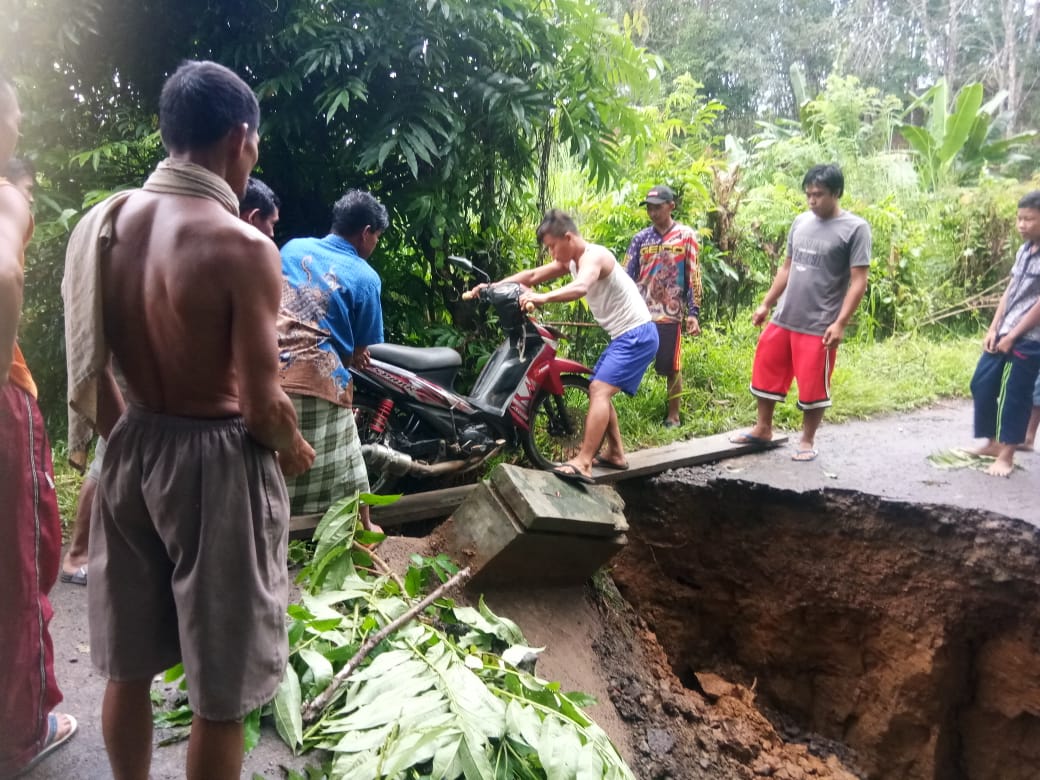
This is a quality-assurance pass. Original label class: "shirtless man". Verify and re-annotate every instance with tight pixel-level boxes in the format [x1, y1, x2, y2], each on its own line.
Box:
[81, 61, 313, 780]
[474, 209, 657, 481]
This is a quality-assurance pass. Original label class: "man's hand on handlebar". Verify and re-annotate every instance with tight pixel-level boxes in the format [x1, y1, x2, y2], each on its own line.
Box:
[519, 291, 548, 311]
[463, 283, 489, 301]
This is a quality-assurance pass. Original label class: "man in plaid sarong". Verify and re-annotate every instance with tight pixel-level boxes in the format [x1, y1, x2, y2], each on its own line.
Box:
[277, 190, 388, 531]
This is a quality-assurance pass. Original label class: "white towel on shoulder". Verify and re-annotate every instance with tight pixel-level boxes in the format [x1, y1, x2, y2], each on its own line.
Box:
[62, 159, 239, 469]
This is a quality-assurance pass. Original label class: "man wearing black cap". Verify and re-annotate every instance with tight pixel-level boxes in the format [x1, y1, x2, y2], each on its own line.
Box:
[625, 184, 702, 428]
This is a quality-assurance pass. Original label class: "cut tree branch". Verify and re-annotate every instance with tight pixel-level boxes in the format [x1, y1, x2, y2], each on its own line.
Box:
[302, 566, 472, 722]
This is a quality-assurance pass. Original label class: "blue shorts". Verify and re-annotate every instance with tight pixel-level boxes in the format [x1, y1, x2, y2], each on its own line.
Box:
[591, 321, 659, 395]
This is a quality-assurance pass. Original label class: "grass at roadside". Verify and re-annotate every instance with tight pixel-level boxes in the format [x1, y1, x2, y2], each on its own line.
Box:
[51, 441, 85, 538]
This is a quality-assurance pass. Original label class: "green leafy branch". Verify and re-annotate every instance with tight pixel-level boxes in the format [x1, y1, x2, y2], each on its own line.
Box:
[278, 496, 635, 779]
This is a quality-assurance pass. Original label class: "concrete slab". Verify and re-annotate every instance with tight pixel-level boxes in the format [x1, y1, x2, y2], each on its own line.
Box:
[442, 465, 628, 586]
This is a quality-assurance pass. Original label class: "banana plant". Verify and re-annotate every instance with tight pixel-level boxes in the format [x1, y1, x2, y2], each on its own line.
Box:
[898, 80, 1037, 191]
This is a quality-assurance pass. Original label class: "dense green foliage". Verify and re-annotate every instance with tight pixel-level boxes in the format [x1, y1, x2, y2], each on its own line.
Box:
[4, 0, 659, 435]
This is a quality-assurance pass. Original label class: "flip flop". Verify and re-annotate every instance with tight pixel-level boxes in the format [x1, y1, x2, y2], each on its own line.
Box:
[60, 565, 87, 586]
[19, 713, 77, 775]
[729, 432, 770, 445]
[551, 463, 594, 484]
[792, 448, 818, 462]
[593, 455, 629, 471]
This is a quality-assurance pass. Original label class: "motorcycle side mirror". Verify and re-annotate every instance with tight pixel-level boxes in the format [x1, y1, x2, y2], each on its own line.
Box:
[448, 254, 491, 284]
[447, 255, 473, 272]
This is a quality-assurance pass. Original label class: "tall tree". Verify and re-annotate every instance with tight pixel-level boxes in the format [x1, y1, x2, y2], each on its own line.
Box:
[2, 0, 659, 427]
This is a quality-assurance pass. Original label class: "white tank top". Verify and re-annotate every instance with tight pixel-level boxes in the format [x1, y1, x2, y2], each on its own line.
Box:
[570, 254, 651, 339]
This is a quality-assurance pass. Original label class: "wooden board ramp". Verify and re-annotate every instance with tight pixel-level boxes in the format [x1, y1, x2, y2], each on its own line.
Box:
[289, 430, 786, 535]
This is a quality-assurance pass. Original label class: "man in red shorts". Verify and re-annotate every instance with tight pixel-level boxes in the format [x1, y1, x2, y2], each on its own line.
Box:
[732, 164, 871, 460]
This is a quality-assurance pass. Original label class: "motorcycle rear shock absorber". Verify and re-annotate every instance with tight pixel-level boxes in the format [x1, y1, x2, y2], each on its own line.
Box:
[370, 398, 394, 434]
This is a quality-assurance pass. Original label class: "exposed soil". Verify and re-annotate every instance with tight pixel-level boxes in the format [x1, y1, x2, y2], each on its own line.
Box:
[606, 477, 1040, 779]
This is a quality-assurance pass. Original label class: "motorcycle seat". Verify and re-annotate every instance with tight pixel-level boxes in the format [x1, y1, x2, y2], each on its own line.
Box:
[369, 343, 462, 372]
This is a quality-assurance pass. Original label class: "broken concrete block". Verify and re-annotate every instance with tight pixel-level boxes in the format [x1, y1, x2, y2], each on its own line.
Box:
[443, 463, 628, 586]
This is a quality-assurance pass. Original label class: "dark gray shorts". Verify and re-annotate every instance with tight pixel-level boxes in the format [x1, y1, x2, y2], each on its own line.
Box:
[88, 405, 290, 721]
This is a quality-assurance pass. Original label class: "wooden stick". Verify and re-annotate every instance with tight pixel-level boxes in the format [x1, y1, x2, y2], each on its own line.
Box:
[362, 544, 407, 594]
[302, 566, 472, 722]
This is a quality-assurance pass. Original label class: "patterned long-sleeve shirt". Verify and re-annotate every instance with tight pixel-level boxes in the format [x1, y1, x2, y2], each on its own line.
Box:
[625, 221, 701, 322]
[278, 234, 383, 407]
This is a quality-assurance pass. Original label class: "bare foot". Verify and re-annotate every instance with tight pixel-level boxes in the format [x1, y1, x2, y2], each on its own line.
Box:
[985, 458, 1015, 477]
[1018, 440, 1035, 452]
[362, 519, 384, 535]
[984, 444, 1016, 477]
[971, 441, 1003, 458]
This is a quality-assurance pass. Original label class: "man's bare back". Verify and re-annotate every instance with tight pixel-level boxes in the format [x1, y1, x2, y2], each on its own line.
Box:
[103, 190, 309, 468]
[105, 194, 270, 412]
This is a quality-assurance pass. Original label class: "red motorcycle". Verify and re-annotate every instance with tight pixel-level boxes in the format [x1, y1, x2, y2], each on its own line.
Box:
[351, 256, 592, 491]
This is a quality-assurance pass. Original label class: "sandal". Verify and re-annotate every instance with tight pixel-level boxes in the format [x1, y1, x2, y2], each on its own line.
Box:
[18, 712, 77, 775]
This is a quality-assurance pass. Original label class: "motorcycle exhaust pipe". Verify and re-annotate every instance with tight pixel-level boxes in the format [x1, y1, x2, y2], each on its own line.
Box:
[361, 444, 499, 477]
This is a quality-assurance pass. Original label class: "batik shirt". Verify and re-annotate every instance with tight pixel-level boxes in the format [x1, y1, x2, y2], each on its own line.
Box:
[625, 221, 701, 322]
[278, 234, 383, 407]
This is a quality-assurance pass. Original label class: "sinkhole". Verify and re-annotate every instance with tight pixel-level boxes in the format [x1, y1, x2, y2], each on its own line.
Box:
[608, 474, 1040, 780]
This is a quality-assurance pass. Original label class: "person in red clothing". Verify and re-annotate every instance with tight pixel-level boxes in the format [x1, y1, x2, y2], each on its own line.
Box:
[0, 76, 77, 777]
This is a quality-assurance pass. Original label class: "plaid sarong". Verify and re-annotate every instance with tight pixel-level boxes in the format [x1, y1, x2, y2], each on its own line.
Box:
[285, 394, 370, 516]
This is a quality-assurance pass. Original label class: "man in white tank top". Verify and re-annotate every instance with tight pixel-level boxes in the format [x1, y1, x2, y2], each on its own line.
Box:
[473, 209, 658, 482]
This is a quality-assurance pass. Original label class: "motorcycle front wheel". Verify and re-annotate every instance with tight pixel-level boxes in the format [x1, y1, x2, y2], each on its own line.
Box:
[521, 374, 591, 470]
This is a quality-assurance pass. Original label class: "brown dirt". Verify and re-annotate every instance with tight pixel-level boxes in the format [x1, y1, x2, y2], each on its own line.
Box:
[606, 475, 1040, 780]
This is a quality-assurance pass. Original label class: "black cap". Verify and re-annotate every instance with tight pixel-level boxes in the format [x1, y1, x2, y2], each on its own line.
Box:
[640, 184, 675, 205]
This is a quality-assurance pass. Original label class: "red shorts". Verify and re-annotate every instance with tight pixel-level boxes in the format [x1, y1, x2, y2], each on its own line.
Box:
[750, 323, 836, 410]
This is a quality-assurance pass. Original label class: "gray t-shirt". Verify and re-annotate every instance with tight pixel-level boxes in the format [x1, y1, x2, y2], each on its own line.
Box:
[772, 210, 872, 336]
[998, 241, 1040, 343]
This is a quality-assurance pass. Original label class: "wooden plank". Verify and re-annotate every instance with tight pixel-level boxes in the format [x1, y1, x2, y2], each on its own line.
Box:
[289, 430, 787, 534]
[589, 431, 786, 483]
[289, 484, 476, 534]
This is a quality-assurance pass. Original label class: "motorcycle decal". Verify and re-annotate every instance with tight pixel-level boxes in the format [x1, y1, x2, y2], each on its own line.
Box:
[508, 354, 593, 428]
[366, 362, 478, 414]
[508, 358, 551, 427]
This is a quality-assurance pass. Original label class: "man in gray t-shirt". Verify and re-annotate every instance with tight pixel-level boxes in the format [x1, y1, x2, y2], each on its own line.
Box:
[731, 164, 871, 461]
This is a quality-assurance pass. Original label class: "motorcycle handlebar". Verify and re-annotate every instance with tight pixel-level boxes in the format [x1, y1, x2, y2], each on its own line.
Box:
[462, 284, 536, 314]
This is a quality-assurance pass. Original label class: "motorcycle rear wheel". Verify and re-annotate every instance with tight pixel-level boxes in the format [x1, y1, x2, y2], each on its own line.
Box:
[521, 374, 591, 470]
